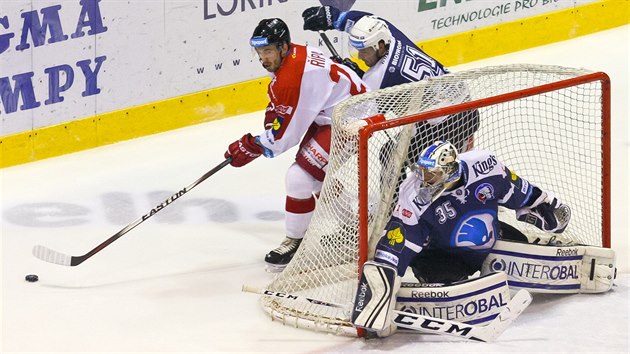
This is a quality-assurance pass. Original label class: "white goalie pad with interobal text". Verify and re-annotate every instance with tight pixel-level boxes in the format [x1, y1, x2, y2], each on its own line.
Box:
[481, 240, 616, 293]
[352, 261, 400, 332]
[396, 272, 510, 327]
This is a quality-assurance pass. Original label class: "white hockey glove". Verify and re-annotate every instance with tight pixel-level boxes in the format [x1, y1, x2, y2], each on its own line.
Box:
[516, 191, 571, 233]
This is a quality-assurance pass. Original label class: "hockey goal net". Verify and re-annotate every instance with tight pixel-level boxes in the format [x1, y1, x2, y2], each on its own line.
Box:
[260, 64, 610, 336]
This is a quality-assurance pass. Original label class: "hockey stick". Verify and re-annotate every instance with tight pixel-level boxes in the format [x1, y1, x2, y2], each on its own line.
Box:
[32, 158, 233, 266]
[319, 31, 343, 63]
[242, 285, 532, 342]
[242, 285, 347, 309]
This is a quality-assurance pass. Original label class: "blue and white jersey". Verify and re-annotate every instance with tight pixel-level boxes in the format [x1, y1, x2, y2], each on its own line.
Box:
[336, 11, 448, 90]
[374, 150, 536, 276]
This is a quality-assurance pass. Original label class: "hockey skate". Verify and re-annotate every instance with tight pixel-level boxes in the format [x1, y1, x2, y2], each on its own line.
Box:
[265, 237, 302, 273]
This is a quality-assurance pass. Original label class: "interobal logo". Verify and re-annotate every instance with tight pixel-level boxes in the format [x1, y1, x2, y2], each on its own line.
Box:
[492, 259, 579, 281]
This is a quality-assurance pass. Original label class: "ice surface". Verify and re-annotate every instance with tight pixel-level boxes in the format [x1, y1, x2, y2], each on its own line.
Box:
[1, 25, 628, 353]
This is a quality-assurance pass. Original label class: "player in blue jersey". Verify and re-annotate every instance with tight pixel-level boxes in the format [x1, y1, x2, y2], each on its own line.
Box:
[374, 140, 571, 282]
[302, 6, 479, 154]
[303, 6, 447, 89]
[349, 140, 573, 334]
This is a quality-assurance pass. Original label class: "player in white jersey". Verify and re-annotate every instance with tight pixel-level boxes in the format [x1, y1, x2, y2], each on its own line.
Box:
[224, 18, 368, 272]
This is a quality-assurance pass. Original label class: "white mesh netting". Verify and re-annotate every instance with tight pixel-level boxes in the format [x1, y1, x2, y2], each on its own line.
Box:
[259, 64, 608, 336]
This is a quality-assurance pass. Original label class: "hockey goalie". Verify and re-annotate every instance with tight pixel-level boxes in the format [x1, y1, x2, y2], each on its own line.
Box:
[352, 140, 617, 336]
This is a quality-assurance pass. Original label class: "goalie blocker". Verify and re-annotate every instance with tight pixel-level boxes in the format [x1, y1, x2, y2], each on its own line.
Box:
[352, 261, 400, 335]
[481, 239, 616, 293]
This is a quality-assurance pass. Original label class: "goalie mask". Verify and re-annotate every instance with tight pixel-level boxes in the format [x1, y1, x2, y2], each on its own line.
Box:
[413, 141, 462, 205]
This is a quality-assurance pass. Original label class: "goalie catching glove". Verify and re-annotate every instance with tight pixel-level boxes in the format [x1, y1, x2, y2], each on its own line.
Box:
[224, 133, 263, 167]
[516, 191, 571, 233]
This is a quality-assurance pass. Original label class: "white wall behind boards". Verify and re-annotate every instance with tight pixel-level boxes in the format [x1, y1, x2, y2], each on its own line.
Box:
[0, 0, 599, 137]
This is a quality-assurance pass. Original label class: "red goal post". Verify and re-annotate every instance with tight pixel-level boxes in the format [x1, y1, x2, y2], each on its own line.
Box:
[356, 69, 611, 262]
[260, 64, 610, 336]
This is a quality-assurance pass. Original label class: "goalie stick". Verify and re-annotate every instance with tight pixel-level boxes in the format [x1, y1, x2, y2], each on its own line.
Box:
[242, 284, 532, 342]
[32, 158, 233, 266]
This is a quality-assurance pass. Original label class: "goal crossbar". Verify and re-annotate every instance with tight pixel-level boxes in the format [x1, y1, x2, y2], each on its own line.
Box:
[357, 71, 611, 257]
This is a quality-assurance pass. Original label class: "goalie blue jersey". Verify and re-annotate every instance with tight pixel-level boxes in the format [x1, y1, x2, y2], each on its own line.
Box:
[336, 11, 448, 90]
[374, 150, 536, 276]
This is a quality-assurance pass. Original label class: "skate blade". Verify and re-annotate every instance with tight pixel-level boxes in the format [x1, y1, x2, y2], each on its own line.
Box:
[265, 263, 287, 273]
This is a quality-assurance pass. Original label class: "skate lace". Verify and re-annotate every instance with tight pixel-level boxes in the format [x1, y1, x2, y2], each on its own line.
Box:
[272, 238, 301, 255]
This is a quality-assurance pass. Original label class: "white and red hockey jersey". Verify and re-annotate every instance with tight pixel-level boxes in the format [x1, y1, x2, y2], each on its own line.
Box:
[257, 44, 368, 158]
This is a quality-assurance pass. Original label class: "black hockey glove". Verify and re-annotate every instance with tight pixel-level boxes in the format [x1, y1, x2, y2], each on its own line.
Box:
[302, 6, 340, 31]
[341, 58, 364, 78]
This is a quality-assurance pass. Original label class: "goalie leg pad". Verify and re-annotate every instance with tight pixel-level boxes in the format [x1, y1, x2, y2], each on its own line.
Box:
[352, 261, 400, 333]
[396, 272, 510, 326]
[580, 246, 616, 293]
[481, 240, 616, 293]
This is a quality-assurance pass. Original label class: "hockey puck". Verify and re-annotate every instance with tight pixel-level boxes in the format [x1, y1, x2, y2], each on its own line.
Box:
[25, 274, 39, 282]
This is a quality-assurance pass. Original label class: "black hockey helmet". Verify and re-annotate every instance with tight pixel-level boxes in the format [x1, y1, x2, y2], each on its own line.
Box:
[250, 18, 291, 48]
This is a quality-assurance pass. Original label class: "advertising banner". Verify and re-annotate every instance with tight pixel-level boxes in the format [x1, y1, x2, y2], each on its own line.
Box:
[0, 0, 601, 138]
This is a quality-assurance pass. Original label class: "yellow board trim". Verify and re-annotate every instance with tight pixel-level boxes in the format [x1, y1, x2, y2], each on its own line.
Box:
[1, 78, 271, 168]
[1, 0, 628, 168]
[419, 0, 630, 67]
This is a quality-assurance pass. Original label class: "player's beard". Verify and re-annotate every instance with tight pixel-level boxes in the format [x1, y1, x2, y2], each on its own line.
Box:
[362, 54, 381, 68]
[356, 48, 379, 68]
[261, 56, 282, 72]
